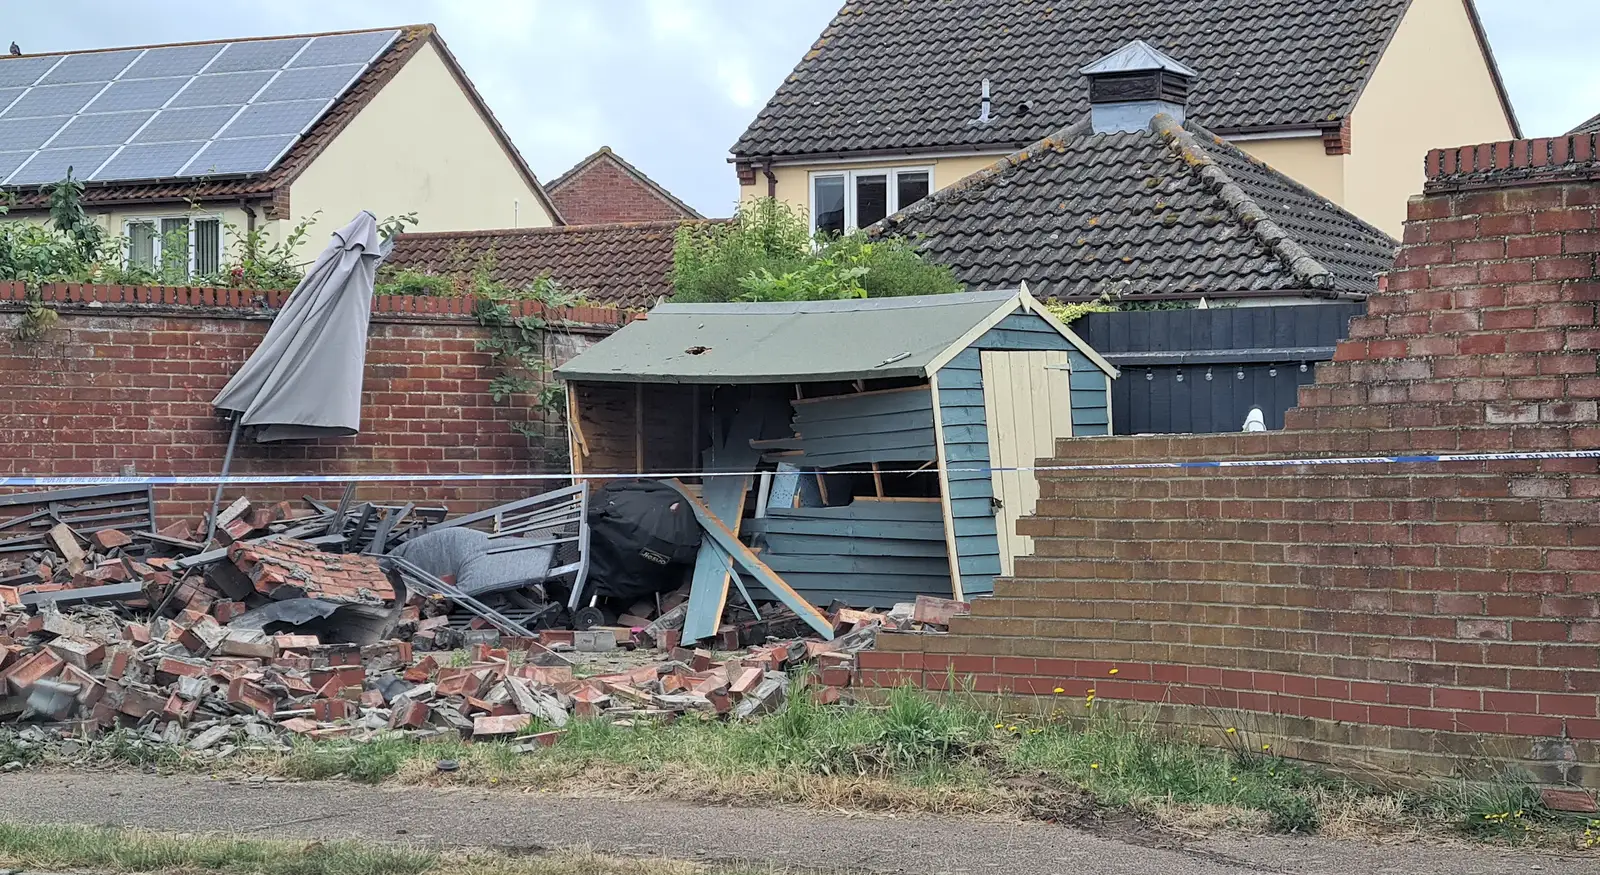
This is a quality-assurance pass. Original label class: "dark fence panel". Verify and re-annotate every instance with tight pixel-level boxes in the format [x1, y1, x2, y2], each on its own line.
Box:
[1075, 303, 1366, 435]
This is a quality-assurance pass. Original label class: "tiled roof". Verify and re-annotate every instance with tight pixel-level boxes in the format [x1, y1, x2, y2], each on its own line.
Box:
[383, 220, 711, 309]
[546, 146, 702, 222]
[2, 25, 561, 220]
[874, 116, 1397, 302]
[733, 0, 1412, 158]
[1569, 113, 1600, 135]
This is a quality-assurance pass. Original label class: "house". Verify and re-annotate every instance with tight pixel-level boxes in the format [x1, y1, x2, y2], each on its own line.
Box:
[873, 41, 1399, 436]
[545, 146, 701, 225]
[555, 288, 1119, 603]
[0, 25, 561, 274]
[383, 219, 708, 309]
[731, 0, 1518, 237]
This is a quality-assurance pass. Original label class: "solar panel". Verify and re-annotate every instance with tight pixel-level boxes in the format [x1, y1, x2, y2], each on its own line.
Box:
[0, 116, 70, 152]
[134, 105, 240, 143]
[1, 82, 103, 118]
[8, 146, 118, 185]
[182, 135, 295, 176]
[167, 71, 273, 108]
[121, 44, 225, 79]
[0, 29, 400, 185]
[291, 31, 396, 68]
[0, 57, 58, 88]
[217, 100, 326, 139]
[207, 38, 310, 73]
[39, 50, 140, 85]
[50, 111, 156, 148]
[255, 64, 363, 105]
[91, 141, 207, 181]
[0, 152, 30, 182]
[85, 77, 189, 112]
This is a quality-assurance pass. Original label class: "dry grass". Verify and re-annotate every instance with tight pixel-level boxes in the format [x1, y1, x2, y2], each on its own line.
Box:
[0, 823, 795, 875]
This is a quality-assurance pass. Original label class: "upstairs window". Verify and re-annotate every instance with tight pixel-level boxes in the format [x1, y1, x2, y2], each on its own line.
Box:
[810, 167, 931, 237]
[125, 215, 223, 278]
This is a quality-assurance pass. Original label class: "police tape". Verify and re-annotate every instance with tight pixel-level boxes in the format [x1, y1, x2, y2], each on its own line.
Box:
[2, 450, 1597, 489]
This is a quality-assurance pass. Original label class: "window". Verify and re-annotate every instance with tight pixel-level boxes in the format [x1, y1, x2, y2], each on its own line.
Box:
[809, 167, 932, 236]
[125, 215, 223, 278]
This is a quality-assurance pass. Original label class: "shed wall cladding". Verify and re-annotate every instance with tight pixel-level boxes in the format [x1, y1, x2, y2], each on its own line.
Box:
[1076, 304, 1365, 434]
[784, 387, 937, 466]
[936, 311, 1109, 597]
[762, 501, 950, 606]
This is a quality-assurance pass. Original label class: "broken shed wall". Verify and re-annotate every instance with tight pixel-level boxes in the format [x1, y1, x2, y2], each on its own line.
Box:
[936, 310, 1110, 597]
[0, 283, 628, 522]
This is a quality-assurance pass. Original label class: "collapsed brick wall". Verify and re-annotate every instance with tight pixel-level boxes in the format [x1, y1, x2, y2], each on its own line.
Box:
[0, 283, 629, 522]
[860, 134, 1600, 787]
[547, 155, 697, 225]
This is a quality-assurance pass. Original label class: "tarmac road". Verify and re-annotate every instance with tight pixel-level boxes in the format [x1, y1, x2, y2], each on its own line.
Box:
[0, 771, 1591, 875]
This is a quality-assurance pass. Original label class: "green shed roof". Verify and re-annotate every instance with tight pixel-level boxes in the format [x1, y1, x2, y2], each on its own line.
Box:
[556, 288, 1115, 385]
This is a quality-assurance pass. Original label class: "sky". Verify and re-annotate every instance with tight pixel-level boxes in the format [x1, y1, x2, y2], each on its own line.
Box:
[4, 1, 1597, 218]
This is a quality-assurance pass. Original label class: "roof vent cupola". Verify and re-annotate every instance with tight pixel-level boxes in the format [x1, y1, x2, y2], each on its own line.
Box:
[1080, 40, 1197, 134]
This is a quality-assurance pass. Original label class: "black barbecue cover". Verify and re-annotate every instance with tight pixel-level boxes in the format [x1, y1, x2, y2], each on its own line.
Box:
[584, 480, 702, 601]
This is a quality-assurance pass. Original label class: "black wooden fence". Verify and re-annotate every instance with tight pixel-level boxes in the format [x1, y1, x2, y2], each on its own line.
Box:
[1074, 303, 1366, 435]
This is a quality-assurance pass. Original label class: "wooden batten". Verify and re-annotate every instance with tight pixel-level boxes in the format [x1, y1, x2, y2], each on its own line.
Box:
[927, 378, 965, 602]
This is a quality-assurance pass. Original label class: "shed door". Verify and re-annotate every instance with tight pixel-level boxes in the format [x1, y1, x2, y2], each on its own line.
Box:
[980, 350, 1074, 576]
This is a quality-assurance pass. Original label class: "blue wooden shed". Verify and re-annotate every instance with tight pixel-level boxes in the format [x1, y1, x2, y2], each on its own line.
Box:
[555, 287, 1118, 606]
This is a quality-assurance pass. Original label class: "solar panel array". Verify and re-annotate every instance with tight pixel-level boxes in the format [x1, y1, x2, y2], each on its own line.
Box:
[0, 29, 400, 186]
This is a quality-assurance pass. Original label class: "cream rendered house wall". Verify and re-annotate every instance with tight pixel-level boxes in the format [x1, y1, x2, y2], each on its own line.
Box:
[289, 40, 553, 261]
[740, 153, 1005, 215]
[1346, 0, 1515, 236]
[1233, 137, 1346, 206]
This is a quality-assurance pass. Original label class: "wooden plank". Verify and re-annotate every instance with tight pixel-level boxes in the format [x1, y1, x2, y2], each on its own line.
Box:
[633, 383, 645, 472]
[764, 533, 949, 558]
[928, 376, 964, 602]
[764, 553, 951, 576]
[792, 409, 936, 439]
[681, 398, 765, 645]
[667, 480, 833, 639]
[768, 501, 944, 522]
[763, 517, 948, 541]
[566, 384, 588, 476]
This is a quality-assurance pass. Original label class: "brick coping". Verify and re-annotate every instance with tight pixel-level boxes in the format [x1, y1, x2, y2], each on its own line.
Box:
[0, 281, 634, 328]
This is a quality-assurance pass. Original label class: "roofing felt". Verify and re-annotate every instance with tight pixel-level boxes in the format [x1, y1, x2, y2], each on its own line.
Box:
[383, 220, 706, 309]
[556, 289, 1033, 384]
[733, 0, 1411, 158]
[873, 115, 1397, 302]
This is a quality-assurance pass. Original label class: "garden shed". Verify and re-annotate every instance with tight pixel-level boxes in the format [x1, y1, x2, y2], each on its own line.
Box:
[554, 287, 1118, 606]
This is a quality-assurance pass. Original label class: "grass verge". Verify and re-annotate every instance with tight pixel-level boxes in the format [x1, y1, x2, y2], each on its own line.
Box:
[8, 684, 1598, 848]
[0, 822, 776, 875]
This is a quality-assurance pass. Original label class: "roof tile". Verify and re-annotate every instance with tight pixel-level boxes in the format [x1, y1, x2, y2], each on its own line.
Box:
[733, 0, 1410, 158]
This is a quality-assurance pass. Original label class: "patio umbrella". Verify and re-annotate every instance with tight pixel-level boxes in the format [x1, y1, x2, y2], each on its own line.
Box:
[206, 211, 390, 540]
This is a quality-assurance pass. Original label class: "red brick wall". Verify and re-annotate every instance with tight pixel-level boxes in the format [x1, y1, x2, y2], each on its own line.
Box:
[548, 156, 696, 225]
[861, 135, 1600, 787]
[0, 282, 628, 524]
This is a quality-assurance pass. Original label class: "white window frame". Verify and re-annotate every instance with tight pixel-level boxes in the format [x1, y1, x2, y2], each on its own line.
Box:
[123, 214, 224, 277]
[808, 166, 933, 236]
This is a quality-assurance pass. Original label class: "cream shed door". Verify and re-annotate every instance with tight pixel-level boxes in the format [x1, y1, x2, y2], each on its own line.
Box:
[980, 350, 1074, 576]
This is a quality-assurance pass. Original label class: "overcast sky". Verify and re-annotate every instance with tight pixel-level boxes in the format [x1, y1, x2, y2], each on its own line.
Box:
[6, 1, 1596, 218]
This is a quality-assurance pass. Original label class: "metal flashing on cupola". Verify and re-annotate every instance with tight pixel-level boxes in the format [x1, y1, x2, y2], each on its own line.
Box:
[1081, 39, 1196, 134]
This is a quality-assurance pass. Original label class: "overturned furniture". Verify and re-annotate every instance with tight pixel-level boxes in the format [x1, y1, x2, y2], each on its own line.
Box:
[555, 288, 1119, 616]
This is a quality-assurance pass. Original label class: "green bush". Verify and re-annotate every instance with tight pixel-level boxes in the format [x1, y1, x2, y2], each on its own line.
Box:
[671, 197, 961, 303]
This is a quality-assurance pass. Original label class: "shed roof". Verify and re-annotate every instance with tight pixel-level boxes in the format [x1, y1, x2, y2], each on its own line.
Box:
[556, 288, 1114, 384]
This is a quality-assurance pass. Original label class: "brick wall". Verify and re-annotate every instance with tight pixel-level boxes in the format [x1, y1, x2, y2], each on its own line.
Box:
[0, 282, 629, 523]
[548, 154, 697, 225]
[860, 135, 1600, 787]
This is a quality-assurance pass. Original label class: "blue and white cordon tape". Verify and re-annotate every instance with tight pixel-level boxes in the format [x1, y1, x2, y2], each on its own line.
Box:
[2, 450, 1597, 489]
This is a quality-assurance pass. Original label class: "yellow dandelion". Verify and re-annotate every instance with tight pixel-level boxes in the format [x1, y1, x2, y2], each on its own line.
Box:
[1108, 668, 1119, 675]
[1008, 725, 1018, 732]
[1053, 687, 1065, 694]
[1090, 763, 1100, 769]
[1262, 744, 1271, 751]
[995, 723, 1005, 729]
[1231, 776, 1238, 783]
[1225, 727, 1237, 734]
[1087, 689, 1096, 695]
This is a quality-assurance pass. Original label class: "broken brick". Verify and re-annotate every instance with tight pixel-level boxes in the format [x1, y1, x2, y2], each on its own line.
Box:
[117, 684, 166, 719]
[311, 698, 357, 721]
[390, 700, 431, 729]
[729, 666, 763, 696]
[2, 650, 64, 693]
[226, 677, 276, 717]
[156, 519, 193, 540]
[279, 717, 320, 735]
[122, 623, 150, 645]
[473, 713, 531, 736]
[309, 666, 365, 698]
[274, 634, 320, 650]
[212, 601, 247, 623]
[91, 529, 133, 551]
[162, 693, 197, 723]
[527, 730, 564, 747]
[813, 686, 842, 706]
[46, 637, 105, 670]
[403, 655, 438, 683]
[1540, 787, 1598, 813]
[913, 594, 970, 627]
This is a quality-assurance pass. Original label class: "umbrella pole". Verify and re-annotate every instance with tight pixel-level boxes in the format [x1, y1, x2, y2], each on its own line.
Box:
[205, 416, 242, 545]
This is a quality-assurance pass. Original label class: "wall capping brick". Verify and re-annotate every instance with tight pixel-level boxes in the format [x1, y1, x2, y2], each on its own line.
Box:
[0, 281, 636, 329]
